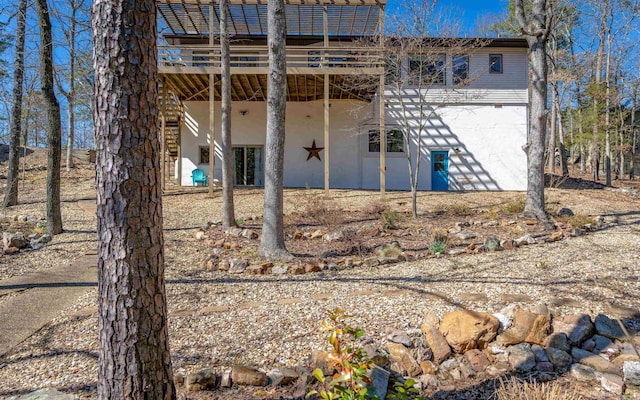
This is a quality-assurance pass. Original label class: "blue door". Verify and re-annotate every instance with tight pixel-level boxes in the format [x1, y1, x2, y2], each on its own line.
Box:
[431, 151, 449, 191]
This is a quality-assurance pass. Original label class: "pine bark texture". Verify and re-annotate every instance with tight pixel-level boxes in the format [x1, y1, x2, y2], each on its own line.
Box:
[516, 0, 550, 221]
[3, 0, 27, 208]
[36, 0, 63, 235]
[92, 0, 176, 398]
[65, 5, 77, 172]
[260, 0, 291, 261]
[220, 0, 236, 230]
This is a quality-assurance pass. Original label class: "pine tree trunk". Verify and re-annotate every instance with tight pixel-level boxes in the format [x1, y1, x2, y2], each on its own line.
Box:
[524, 37, 548, 220]
[220, 0, 236, 230]
[516, 0, 550, 221]
[3, 0, 26, 208]
[93, 0, 176, 397]
[260, 0, 291, 261]
[65, 10, 76, 172]
[36, 0, 63, 235]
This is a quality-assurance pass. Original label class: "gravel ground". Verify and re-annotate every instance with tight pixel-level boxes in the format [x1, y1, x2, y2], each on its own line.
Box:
[0, 161, 639, 399]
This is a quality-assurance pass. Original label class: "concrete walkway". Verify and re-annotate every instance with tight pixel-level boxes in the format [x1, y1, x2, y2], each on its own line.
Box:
[0, 201, 98, 358]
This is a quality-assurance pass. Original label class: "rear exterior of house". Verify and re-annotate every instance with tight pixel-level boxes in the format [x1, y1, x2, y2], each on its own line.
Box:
[157, 0, 529, 191]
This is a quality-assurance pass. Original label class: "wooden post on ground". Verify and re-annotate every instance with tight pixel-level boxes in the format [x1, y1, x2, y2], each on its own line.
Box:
[378, 7, 385, 195]
[323, 5, 330, 194]
[208, 6, 216, 196]
[160, 77, 166, 191]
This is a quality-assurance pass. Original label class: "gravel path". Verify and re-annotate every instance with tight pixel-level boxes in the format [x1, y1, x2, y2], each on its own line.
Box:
[0, 184, 638, 399]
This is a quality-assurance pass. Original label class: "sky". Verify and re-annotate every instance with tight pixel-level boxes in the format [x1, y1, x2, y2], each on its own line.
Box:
[386, 0, 510, 36]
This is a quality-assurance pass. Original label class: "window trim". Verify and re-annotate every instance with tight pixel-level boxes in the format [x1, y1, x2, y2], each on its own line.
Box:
[489, 54, 503, 74]
[368, 129, 405, 154]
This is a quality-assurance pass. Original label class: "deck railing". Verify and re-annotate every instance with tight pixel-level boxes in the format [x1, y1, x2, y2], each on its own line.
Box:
[158, 45, 383, 70]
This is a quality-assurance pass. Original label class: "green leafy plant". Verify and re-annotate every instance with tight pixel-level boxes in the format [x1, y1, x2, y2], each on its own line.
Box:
[429, 231, 448, 254]
[307, 309, 377, 400]
[387, 379, 425, 400]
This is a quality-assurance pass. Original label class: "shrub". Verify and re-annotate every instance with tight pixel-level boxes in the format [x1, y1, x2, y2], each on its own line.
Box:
[298, 190, 342, 227]
[429, 231, 448, 255]
[380, 210, 402, 230]
[504, 198, 526, 214]
[308, 309, 375, 400]
[377, 244, 403, 259]
[495, 377, 580, 400]
[559, 214, 595, 228]
[436, 204, 474, 217]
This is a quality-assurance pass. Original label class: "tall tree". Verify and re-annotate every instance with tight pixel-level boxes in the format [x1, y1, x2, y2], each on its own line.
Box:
[220, 0, 236, 230]
[53, 0, 90, 171]
[3, 0, 26, 208]
[259, 0, 291, 260]
[36, 0, 63, 235]
[92, 0, 176, 397]
[515, 0, 552, 221]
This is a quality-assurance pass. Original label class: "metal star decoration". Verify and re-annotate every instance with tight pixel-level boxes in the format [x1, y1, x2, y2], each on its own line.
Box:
[304, 139, 324, 161]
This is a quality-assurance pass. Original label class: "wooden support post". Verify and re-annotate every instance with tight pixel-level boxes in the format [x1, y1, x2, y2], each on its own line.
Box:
[177, 121, 183, 186]
[160, 77, 166, 191]
[378, 6, 385, 195]
[379, 73, 385, 195]
[323, 6, 330, 193]
[208, 5, 216, 196]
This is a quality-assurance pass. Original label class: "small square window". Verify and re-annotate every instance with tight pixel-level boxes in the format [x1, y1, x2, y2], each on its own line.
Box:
[490, 54, 503, 74]
[199, 146, 210, 164]
[368, 129, 404, 153]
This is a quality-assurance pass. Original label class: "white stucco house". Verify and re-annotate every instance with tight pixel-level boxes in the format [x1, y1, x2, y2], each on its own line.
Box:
[157, 0, 529, 191]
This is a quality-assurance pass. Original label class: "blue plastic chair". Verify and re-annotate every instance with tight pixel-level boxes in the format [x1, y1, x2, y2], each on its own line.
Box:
[191, 169, 208, 186]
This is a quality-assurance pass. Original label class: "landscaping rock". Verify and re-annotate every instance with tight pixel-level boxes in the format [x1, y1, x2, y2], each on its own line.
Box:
[483, 236, 501, 251]
[195, 230, 208, 240]
[558, 207, 574, 216]
[507, 343, 536, 372]
[623, 361, 640, 386]
[241, 229, 259, 239]
[228, 259, 249, 274]
[421, 323, 451, 364]
[497, 310, 550, 346]
[531, 344, 549, 362]
[544, 332, 571, 352]
[30, 234, 52, 250]
[220, 370, 232, 388]
[290, 265, 305, 275]
[227, 228, 243, 237]
[324, 230, 345, 242]
[267, 367, 298, 386]
[545, 347, 572, 370]
[368, 365, 390, 400]
[362, 344, 390, 367]
[387, 329, 413, 347]
[552, 314, 594, 346]
[3, 231, 28, 250]
[464, 349, 490, 372]
[272, 265, 288, 275]
[420, 360, 438, 375]
[515, 234, 536, 246]
[455, 230, 476, 240]
[570, 363, 598, 382]
[439, 310, 499, 353]
[18, 389, 79, 400]
[231, 365, 268, 386]
[186, 368, 218, 391]
[304, 263, 321, 273]
[387, 342, 422, 377]
[594, 314, 625, 341]
[571, 348, 621, 375]
[536, 361, 554, 372]
[600, 373, 625, 395]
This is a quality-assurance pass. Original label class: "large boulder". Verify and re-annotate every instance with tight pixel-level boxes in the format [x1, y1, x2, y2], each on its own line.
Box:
[3, 231, 29, 250]
[496, 310, 550, 346]
[439, 310, 499, 353]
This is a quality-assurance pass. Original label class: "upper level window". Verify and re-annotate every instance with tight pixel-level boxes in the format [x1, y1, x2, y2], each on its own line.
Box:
[369, 129, 404, 153]
[490, 54, 503, 74]
[409, 54, 446, 85]
[453, 55, 469, 84]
